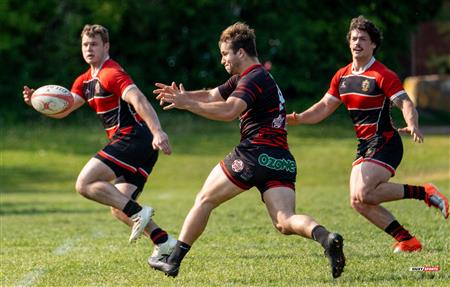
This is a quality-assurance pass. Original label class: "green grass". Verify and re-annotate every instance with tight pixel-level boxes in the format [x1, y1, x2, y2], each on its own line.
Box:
[1, 113, 449, 287]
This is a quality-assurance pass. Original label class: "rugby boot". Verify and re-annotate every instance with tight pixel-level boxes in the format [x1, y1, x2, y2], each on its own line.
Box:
[424, 183, 449, 219]
[324, 233, 345, 278]
[148, 235, 177, 262]
[393, 236, 422, 253]
[148, 254, 180, 277]
[129, 206, 154, 243]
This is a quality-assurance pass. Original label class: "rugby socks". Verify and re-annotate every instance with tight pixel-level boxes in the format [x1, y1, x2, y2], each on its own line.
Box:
[403, 185, 426, 200]
[384, 220, 413, 242]
[150, 228, 168, 245]
[122, 200, 143, 217]
[167, 240, 191, 265]
[311, 225, 331, 249]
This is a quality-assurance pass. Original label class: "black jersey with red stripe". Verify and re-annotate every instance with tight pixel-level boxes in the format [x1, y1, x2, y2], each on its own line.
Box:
[327, 57, 407, 140]
[71, 58, 145, 139]
[218, 64, 288, 149]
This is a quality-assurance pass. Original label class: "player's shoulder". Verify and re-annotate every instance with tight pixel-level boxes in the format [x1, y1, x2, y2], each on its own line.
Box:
[334, 63, 353, 77]
[371, 60, 399, 78]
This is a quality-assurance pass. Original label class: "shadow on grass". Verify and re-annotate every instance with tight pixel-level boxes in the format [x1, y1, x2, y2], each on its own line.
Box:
[0, 202, 103, 216]
[0, 166, 74, 194]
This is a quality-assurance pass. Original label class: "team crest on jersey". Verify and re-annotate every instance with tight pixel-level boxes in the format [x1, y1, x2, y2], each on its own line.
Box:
[231, 159, 244, 172]
[361, 80, 370, 92]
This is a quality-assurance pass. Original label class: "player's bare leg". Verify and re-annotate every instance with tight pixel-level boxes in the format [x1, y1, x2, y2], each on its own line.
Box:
[75, 158, 153, 243]
[148, 164, 245, 277]
[264, 188, 345, 278]
[350, 162, 421, 252]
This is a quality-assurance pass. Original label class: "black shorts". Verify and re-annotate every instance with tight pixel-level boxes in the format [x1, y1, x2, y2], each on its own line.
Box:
[353, 131, 403, 176]
[94, 124, 158, 199]
[220, 140, 297, 193]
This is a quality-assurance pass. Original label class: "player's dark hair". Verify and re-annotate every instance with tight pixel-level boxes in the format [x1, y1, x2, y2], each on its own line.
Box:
[81, 24, 109, 44]
[219, 22, 258, 57]
[346, 15, 382, 55]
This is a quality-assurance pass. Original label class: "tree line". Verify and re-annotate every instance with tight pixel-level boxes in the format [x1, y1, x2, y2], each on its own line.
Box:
[0, 0, 444, 121]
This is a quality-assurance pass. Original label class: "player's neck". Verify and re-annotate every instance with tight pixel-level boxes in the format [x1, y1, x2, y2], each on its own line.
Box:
[238, 58, 260, 75]
[90, 55, 110, 76]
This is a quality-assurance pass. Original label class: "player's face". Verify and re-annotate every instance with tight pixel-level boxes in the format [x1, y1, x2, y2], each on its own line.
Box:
[81, 34, 109, 67]
[220, 41, 242, 75]
[349, 29, 376, 61]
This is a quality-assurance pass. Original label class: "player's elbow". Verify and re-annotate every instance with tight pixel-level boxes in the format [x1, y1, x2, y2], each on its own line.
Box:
[220, 111, 239, 122]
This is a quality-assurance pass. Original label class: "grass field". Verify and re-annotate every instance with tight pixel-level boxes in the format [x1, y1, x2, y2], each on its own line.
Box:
[1, 113, 449, 287]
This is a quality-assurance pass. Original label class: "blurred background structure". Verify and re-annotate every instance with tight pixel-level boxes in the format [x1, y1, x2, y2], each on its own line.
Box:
[0, 0, 449, 122]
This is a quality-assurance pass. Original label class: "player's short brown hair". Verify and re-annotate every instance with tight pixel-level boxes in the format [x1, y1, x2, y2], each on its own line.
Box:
[219, 22, 258, 57]
[81, 24, 109, 44]
[346, 16, 382, 55]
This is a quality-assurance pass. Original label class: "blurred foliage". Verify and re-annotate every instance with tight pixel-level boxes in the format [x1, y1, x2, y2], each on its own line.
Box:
[0, 0, 445, 123]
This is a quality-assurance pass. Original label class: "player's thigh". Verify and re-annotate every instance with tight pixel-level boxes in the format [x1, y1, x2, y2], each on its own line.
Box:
[197, 164, 245, 206]
[350, 161, 391, 197]
[263, 187, 296, 222]
[77, 157, 116, 184]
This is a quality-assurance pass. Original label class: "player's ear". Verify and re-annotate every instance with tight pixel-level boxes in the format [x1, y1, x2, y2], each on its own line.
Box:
[104, 42, 110, 52]
[238, 48, 245, 58]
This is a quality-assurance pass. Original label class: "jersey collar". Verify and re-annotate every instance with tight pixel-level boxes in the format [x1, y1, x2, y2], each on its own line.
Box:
[351, 57, 375, 75]
[241, 64, 263, 77]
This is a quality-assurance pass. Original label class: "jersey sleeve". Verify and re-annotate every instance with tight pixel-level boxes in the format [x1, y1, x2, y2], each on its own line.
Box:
[379, 68, 406, 100]
[71, 74, 87, 100]
[326, 69, 344, 100]
[228, 77, 260, 107]
[101, 66, 135, 98]
[217, 75, 239, 100]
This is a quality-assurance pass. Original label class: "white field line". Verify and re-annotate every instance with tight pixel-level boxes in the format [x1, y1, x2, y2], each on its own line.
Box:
[14, 238, 78, 287]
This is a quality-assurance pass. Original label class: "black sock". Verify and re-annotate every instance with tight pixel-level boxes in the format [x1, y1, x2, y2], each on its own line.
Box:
[384, 220, 413, 242]
[403, 185, 425, 200]
[311, 225, 330, 249]
[122, 200, 142, 217]
[150, 228, 168, 245]
[167, 240, 191, 265]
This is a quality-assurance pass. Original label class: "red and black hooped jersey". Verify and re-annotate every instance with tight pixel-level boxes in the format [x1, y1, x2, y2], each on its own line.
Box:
[218, 64, 288, 149]
[327, 57, 406, 140]
[71, 58, 144, 139]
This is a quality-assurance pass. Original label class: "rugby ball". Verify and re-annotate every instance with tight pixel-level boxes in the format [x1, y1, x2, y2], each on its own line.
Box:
[31, 85, 74, 115]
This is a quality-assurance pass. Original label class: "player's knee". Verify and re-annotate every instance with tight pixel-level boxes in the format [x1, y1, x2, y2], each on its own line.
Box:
[75, 179, 87, 197]
[195, 192, 220, 210]
[350, 197, 365, 213]
[274, 218, 293, 235]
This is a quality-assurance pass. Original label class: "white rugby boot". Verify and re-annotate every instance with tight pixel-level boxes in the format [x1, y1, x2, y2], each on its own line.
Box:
[129, 206, 154, 243]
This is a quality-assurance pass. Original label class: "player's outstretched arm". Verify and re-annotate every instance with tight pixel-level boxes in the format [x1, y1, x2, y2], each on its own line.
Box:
[22, 85, 84, 119]
[123, 86, 172, 155]
[154, 82, 222, 104]
[287, 94, 341, 126]
[155, 83, 246, 122]
[392, 93, 424, 143]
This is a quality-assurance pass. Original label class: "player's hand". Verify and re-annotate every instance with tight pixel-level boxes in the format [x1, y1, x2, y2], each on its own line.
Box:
[154, 82, 179, 107]
[23, 85, 35, 106]
[398, 126, 424, 143]
[286, 112, 300, 126]
[155, 83, 190, 110]
[152, 129, 172, 155]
